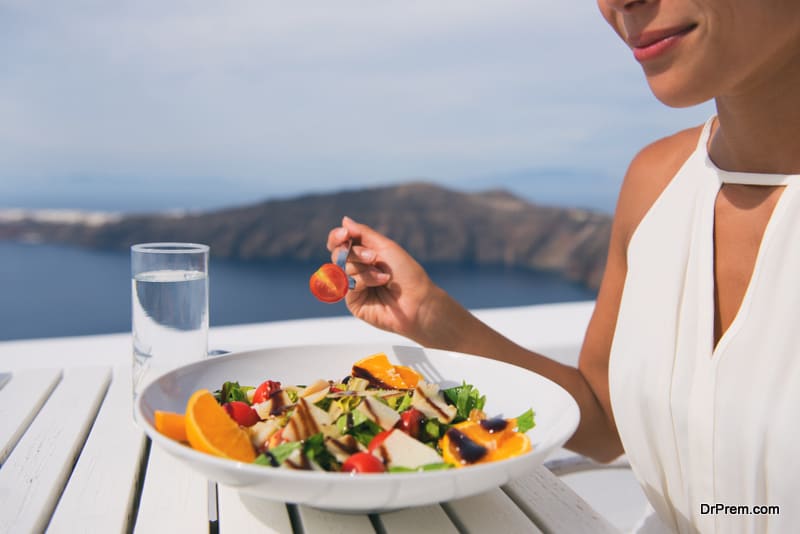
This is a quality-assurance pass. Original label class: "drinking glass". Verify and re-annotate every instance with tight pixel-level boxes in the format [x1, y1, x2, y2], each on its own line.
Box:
[131, 243, 209, 402]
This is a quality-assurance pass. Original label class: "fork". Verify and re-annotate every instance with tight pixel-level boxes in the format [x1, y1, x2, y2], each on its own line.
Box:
[334, 240, 356, 290]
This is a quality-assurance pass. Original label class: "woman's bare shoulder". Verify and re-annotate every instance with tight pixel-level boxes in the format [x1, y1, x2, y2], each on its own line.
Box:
[614, 124, 703, 246]
[574, 124, 704, 454]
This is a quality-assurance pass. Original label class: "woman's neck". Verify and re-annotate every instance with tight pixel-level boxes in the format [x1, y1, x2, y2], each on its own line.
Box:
[710, 49, 800, 175]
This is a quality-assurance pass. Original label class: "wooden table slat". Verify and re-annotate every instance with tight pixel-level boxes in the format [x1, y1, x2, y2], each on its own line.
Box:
[443, 487, 543, 534]
[47, 365, 148, 534]
[503, 465, 619, 534]
[217, 485, 293, 533]
[296, 505, 375, 534]
[0, 366, 111, 534]
[0, 368, 62, 464]
[134, 443, 210, 534]
[378, 504, 459, 534]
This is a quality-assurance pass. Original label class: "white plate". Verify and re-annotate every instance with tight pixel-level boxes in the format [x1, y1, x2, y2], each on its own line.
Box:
[135, 343, 579, 512]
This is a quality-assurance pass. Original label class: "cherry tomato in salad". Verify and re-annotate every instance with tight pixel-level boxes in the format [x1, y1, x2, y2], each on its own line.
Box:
[341, 452, 385, 473]
[367, 430, 393, 453]
[396, 408, 426, 439]
[252, 380, 282, 404]
[223, 401, 261, 427]
[309, 263, 349, 303]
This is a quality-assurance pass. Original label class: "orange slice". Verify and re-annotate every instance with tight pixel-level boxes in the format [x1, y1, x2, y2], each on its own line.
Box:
[154, 410, 188, 442]
[184, 389, 256, 463]
[352, 353, 422, 389]
[394, 365, 422, 388]
[440, 418, 531, 467]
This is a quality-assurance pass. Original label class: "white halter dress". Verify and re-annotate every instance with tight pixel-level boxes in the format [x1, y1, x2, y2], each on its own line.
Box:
[608, 117, 799, 533]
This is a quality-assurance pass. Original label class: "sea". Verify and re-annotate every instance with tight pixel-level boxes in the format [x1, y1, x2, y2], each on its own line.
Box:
[0, 240, 596, 342]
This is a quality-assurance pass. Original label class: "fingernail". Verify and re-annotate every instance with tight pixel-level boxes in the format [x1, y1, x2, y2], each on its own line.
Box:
[343, 215, 358, 224]
[334, 227, 347, 239]
[359, 249, 375, 261]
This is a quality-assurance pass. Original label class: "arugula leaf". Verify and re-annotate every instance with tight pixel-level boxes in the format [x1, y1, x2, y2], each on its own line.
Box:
[352, 420, 382, 447]
[314, 396, 333, 411]
[443, 382, 486, 422]
[386, 392, 413, 412]
[333, 395, 361, 413]
[515, 408, 536, 433]
[335, 411, 382, 446]
[213, 381, 253, 404]
[423, 418, 447, 441]
[303, 433, 325, 455]
[269, 441, 302, 464]
[254, 453, 274, 466]
[336, 410, 363, 434]
[258, 434, 339, 470]
[303, 433, 338, 471]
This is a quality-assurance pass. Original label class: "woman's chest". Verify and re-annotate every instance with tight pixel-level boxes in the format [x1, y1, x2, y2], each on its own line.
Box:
[712, 184, 785, 346]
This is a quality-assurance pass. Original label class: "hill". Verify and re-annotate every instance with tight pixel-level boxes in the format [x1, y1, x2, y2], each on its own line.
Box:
[0, 182, 612, 289]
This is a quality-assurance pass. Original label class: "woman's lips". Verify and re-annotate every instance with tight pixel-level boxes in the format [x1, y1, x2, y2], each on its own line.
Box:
[630, 24, 697, 62]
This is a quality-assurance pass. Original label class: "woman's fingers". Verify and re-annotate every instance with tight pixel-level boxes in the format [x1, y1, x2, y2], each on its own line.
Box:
[328, 216, 383, 263]
[351, 245, 376, 263]
[326, 226, 349, 252]
[347, 264, 391, 289]
[327, 243, 377, 265]
[342, 216, 378, 245]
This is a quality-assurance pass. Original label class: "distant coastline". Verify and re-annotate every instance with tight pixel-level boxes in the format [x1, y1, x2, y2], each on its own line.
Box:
[0, 182, 612, 290]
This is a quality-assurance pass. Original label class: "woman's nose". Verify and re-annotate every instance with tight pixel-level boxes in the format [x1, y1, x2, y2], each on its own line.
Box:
[601, 0, 648, 13]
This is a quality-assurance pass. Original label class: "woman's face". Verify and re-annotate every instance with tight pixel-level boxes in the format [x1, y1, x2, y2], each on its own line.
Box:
[597, 0, 800, 107]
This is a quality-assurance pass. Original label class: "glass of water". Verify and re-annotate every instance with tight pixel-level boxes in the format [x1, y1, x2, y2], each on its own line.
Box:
[131, 243, 209, 402]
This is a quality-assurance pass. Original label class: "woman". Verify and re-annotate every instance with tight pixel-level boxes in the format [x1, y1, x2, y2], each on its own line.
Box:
[326, 1, 800, 531]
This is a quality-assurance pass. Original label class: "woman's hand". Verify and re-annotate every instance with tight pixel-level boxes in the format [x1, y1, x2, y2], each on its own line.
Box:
[326, 216, 450, 344]
[326, 219, 625, 462]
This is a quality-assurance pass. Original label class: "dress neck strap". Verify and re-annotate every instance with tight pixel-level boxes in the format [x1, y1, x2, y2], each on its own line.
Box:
[696, 116, 716, 151]
[699, 116, 798, 186]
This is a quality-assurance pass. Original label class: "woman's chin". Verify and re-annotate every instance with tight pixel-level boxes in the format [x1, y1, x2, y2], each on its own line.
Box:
[645, 73, 715, 109]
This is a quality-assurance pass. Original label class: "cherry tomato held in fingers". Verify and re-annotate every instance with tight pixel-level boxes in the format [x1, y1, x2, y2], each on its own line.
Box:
[341, 452, 386, 473]
[367, 430, 393, 453]
[309, 263, 349, 303]
[223, 401, 261, 427]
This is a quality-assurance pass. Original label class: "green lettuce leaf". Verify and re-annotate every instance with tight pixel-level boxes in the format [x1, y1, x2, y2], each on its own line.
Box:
[213, 381, 252, 404]
[443, 382, 486, 422]
[254, 453, 273, 466]
[335, 411, 382, 446]
[515, 408, 536, 433]
[269, 441, 302, 464]
[303, 433, 338, 471]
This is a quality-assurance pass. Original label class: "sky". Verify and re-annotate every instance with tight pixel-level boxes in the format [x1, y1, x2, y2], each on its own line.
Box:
[0, 0, 714, 213]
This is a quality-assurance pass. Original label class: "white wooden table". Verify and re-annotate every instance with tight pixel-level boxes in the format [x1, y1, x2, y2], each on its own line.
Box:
[0, 302, 620, 533]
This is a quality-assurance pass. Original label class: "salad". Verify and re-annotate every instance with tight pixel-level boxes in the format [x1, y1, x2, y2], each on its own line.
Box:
[154, 352, 535, 473]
